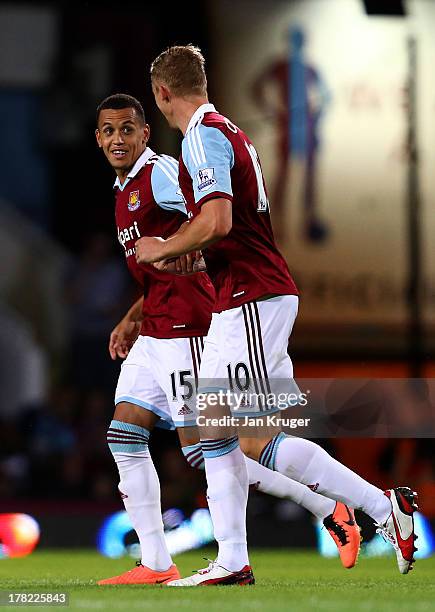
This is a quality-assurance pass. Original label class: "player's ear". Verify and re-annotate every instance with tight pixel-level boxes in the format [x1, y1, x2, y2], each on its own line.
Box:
[143, 123, 151, 144]
[95, 128, 102, 148]
[160, 84, 171, 102]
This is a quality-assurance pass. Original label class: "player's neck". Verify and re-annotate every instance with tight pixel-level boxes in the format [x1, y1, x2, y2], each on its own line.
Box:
[177, 96, 209, 135]
[115, 149, 146, 185]
[115, 167, 130, 186]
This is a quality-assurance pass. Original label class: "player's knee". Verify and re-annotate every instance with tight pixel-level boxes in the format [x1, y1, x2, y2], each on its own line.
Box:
[181, 442, 205, 470]
[239, 437, 262, 460]
[113, 401, 158, 430]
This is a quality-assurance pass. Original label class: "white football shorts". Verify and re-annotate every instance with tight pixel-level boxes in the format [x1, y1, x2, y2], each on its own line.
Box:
[115, 335, 204, 429]
[198, 295, 299, 417]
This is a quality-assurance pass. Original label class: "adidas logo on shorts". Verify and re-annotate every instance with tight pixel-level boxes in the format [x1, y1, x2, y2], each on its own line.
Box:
[307, 482, 320, 492]
[178, 404, 193, 416]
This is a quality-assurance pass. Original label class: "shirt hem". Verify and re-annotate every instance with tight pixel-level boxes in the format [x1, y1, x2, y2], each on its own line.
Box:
[212, 288, 299, 313]
[139, 329, 208, 339]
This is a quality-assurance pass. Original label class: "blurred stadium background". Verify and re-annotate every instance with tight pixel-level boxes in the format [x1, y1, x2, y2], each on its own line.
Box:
[0, 0, 434, 561]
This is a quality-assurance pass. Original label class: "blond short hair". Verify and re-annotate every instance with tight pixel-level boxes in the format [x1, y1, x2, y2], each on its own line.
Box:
[150, 44, 207, 96]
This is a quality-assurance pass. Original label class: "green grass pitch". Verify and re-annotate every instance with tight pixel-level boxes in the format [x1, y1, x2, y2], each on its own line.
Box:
[0, 549, 434, 611]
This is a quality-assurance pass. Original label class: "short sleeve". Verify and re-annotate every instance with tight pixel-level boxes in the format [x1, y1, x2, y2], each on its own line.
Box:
[182, 125, 235, 206]
[150, 155, 187, 214]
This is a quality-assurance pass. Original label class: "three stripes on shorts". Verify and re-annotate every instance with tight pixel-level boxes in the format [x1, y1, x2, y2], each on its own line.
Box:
[189, 336, 204, 392]
[241, 302, 271, 407]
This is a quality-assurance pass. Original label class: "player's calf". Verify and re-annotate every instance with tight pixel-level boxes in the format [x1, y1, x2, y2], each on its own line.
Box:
[240, 435, 277, 461]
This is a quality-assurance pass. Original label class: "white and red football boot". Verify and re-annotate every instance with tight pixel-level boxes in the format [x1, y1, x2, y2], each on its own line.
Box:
[376, 487, 419, 574]
[166, 559, 255, 587]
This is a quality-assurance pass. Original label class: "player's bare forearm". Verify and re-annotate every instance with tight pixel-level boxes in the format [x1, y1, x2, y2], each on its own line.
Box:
[163, 214, 220, 256]
[109, 296, 143, 360]
[134, 199, 232, 264]
[124, 295, 144, 323]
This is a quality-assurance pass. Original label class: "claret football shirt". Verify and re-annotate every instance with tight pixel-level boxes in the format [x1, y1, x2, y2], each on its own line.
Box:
[178, 104, 298, 313]
[114, 147, 214, 338]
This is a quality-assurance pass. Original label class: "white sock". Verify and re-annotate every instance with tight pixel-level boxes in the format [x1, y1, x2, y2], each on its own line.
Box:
[113, 451, 173, 571]
[108, 420, 172, 571]
[245, 456, 335, 520]
[202, 438, 249, 572]
[181, 442, 334, 520]
[273, 435, 391, 524]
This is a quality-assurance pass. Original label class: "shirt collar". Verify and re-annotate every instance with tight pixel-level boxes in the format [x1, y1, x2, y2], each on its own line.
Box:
[185, 103, 217, 135]
[113, 147, 155, 189]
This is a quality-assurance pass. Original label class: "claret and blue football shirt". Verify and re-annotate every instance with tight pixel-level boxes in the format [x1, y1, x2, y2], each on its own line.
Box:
[178, 104, 298, 312]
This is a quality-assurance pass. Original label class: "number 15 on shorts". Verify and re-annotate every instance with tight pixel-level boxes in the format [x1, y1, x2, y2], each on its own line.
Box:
[170, 370, 195, 401]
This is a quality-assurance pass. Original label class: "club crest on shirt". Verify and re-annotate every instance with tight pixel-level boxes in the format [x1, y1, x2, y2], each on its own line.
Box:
[196, 167, 216, 192]
[128, 190, 141, 211]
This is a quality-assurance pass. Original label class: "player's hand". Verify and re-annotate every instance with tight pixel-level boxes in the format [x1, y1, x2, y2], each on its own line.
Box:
[153, 251, 206, 275]
[152, 256, 189, 274]
[109, 319, 141, 360]
[193, 253, 207, 272]
[135, 236, 165, 264]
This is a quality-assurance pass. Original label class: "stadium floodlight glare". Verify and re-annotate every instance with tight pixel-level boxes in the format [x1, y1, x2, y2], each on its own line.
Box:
[97, 507, 214, 558]
[0, 513, 40, 558]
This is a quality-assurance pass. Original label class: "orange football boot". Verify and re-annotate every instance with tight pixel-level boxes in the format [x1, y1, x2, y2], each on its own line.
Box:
[323, 502, 361, 568]
[97, 561, 181, 585]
